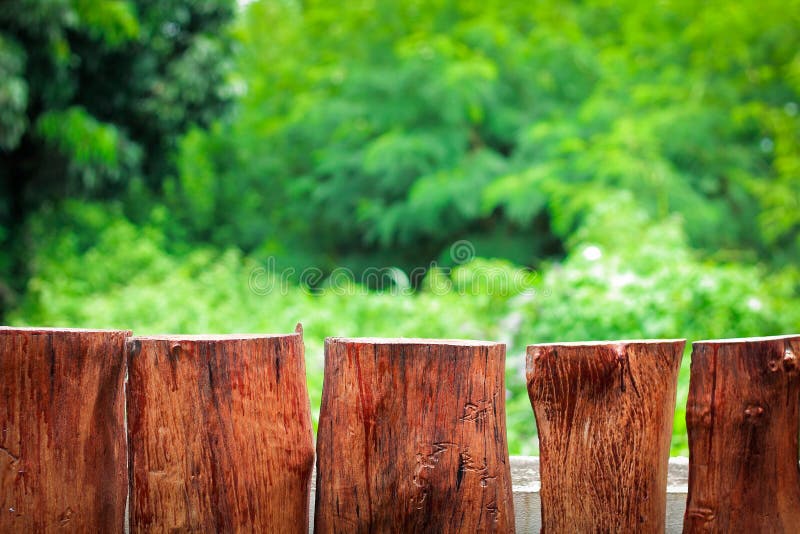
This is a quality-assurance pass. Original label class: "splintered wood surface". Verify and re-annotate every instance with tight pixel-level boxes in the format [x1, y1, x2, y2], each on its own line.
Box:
[0, 327, 129, 532]
[127, 328, 315, 532]
[314, 338, 515, 533]
[527, 339, 684, 532]
[684, 335, 800, 533]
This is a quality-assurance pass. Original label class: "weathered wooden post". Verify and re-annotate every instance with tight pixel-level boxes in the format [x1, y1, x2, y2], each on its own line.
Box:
[126, 326, 315, 532]
[0, 327, 130, 531]
[527, 339, 684, 532]
[314, 338, 515, 533]
[684, 335, 800, 533]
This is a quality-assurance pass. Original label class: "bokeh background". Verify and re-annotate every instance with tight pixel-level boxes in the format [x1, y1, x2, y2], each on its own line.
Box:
[2, 0, 799, 455]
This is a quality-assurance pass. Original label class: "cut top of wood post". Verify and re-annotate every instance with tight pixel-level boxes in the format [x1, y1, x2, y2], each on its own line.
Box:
[528, 337, 686, 347]
[129, 332, 301, 341]
[326, 336, 502, 345]
[526, 338, 685, 533]
[692, 333, 800, 345]
[0, 325, 131, 334]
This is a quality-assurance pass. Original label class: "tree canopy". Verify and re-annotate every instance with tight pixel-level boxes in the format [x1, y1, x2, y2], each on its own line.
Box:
[170, 0, 800, 275]
[0, 0, 235, 313]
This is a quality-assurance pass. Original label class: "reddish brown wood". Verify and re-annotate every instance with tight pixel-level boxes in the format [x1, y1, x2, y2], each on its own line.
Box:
[684, 335, 800, 533]
[127, 326, 314, 532]
[314, 338, 515, 533]
[527, 339, 684, 532]
[0, 327, 129, 532]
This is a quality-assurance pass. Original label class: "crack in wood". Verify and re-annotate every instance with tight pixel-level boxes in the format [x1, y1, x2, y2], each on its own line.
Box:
[0, 445, 20, 463]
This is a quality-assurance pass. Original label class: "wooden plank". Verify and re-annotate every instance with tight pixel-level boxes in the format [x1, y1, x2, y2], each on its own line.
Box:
[527, 339, 684, 532]
[314, 338, 515, 533]
[0, 327, 129, 532]
[684, 335, 800, 533]
[127, 327, 314, 532]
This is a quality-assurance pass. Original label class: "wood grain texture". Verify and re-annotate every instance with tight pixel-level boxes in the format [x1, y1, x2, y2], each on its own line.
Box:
[683, 335, 800, 533]
[527, 339, 684, 533]
[127, 327, 314, 533]
[0, 327, 129, 532]
[314, 338, 515, 534]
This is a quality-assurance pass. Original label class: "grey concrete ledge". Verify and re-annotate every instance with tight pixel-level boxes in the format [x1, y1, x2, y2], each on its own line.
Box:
[309, 456, 690, 532]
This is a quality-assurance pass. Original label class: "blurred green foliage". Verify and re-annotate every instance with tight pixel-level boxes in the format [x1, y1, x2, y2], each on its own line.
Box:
[170, 0, 800, 272]
[4, 0, 800, 454]
[0, 0, 235, 312]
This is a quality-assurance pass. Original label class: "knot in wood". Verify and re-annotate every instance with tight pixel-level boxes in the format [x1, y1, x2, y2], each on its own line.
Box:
[783, 348, 797, 372]
[613, 344, 627, 364]
[687, 506, 716, 522]
[744, 404, 765, 419]
[127, 339, 141, 357]
[529, 346, 549, 363]
[686, 406, 712, 427]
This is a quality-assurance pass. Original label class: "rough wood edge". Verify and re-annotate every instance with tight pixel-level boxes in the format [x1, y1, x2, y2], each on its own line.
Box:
[128, 332, 300, 342]
[0, 326, 132, 334]
[531, 338, 686, 347]
[692, 334, 800, 344]
[325, 336, 503, 346]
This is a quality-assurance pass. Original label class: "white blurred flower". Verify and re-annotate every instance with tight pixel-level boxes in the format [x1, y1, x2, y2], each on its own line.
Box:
[747, 297, 763, 311]
[582, 245, 602, 262]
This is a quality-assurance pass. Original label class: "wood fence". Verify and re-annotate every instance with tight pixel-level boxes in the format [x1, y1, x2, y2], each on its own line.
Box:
[1, 326, 798, 533]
